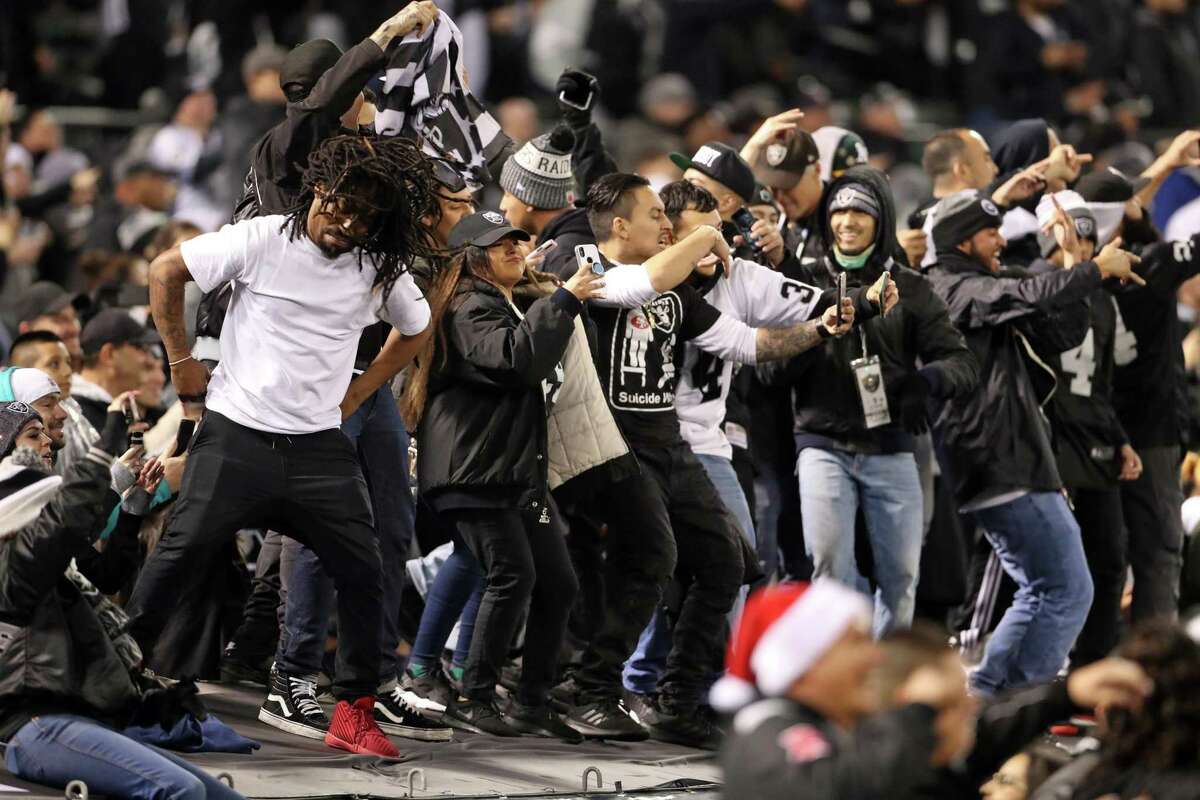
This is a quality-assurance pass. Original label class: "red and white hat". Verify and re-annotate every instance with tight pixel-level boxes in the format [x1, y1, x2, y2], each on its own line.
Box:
[710, 579, 873, 712]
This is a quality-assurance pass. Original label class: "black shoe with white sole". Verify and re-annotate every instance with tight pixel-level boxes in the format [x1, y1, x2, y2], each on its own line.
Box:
[503, 700, 585, 744]
[564, 697, 648, 740]
[257, 665, 329, 740]
[375, 685, 454, 741]
[442, 696, 521, 737]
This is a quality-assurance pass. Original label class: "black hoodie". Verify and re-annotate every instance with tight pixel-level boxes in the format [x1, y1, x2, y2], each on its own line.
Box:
[775, 167, 978, 454]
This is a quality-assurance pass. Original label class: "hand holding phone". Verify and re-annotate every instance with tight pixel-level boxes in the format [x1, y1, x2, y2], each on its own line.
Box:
[879, 272, 891, 316]
[732, 208, 764, 260]
[836, 272, 847, 327]
[124, 395, 143, 449]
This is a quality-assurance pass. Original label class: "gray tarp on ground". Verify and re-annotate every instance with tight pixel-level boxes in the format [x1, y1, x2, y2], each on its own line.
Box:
[1, 683, 722, 799]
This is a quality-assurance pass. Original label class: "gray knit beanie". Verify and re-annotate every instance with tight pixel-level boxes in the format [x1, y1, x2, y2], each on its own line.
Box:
[499, 125, 576, 211]
[0, 402, 42, 460]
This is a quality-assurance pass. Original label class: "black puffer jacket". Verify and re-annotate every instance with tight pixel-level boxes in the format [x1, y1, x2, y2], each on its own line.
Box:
[0, 443, 135, 742]
[778, 167, 978, 453]
[926, 249, 1100, 505]
[417, 277, 582, 511]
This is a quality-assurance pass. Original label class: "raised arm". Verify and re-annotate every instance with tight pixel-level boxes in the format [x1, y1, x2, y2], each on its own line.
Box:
[643, 225, 729, 293]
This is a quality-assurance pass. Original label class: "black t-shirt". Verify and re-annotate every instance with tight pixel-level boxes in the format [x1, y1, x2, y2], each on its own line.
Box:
[590, 283, 726, 449]
[1112, 235, 1200, 449]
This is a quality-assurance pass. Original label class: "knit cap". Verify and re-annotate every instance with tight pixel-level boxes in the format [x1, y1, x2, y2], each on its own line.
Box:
[0, 402, 42, 460]
[499, 125, 576, 210]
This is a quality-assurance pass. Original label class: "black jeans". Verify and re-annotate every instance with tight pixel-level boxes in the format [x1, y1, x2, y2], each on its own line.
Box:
[126, 411, 383, 700]
[575, 443, 743, 708]
[225, 529, 283, 664]
[449, 500, 578, 706]
[1121, 445, 1185, 622]
[1073, 486, 1127, 665]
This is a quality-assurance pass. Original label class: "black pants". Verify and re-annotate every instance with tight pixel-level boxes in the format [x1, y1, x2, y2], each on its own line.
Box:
[450, 500, 578, 706]
[1073, 486, 1127, 665]
[226, 529, 283, 664]
[1121, 445, 1185, 622]
[575, 443, 743, 708]
[126, 411, 383, 699]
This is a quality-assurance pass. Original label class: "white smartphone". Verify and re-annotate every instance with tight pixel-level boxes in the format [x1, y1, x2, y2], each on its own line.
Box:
[575, 243, 604, 275]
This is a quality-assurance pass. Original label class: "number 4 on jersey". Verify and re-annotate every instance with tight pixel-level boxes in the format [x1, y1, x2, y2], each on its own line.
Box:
[1061, 329, 1096, 397]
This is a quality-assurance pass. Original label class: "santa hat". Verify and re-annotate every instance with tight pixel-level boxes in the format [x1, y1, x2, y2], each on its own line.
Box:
[710, 579, 873, 712]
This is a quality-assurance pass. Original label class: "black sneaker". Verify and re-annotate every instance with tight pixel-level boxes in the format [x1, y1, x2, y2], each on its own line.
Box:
[647, 704, 722, 750]
[442, 696, 522, 737]
[375, 684, 454, 741]
[549, 675, 582, 713]
[397, 666, 454, 720]
[621, 688, 660, 728]
[564, 697, 648, 741]
[503, 700, 585, 744]
[257, 664, 329, 740]
[219, 643, 269, 686]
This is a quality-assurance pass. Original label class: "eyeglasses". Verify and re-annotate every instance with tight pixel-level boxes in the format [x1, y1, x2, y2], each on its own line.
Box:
[431, 158, 468, 193]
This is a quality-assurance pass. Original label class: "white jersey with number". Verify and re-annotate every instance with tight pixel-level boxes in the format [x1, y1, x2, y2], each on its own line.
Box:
[675, 257, 823, 460]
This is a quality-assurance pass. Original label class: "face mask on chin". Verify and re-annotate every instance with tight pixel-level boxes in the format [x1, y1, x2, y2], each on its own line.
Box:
[833, 242, 875, 269]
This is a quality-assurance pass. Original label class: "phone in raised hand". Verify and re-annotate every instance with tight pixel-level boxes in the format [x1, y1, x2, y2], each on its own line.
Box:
[575, 243, 604, 275]
[879, 271, 890, 315]
[124, 394, 143, 449]
[836, 272, 847, 326]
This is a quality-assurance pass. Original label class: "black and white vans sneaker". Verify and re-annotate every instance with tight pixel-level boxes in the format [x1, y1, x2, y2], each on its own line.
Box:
[375, 684, 454, 741]
[257, 664, 329, 740]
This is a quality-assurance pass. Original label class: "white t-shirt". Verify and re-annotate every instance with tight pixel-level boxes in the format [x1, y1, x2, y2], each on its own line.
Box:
[675, 258, 822, 459]
[181, 215, 430, 434]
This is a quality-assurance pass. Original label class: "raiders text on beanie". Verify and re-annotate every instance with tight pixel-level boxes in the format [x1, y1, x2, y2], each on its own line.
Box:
[499, 126, 576, 211]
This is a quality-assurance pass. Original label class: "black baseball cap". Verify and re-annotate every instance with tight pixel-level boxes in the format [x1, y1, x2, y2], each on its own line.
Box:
[13, 282, 80, 326]
[80, 309, 161, 357]
[448, 211, 532, 249]
[669, 142, 757, 204]
[750, 130, 820, 190]
[1075, 167, 1152, 203]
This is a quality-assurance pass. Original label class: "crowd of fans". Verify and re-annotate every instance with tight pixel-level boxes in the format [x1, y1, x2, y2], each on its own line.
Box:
[4, 1, 1200, 799]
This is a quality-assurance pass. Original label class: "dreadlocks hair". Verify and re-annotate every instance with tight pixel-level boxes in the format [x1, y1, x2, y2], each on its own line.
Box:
[282, 134, 445, 301]
[400, 242, 560, 429]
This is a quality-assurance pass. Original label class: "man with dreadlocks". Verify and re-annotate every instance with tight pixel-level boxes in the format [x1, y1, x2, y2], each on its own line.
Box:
[127, 134, 437, 758]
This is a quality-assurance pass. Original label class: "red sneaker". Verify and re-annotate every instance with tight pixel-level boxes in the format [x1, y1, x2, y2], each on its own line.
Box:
[325, 697, 400, 757]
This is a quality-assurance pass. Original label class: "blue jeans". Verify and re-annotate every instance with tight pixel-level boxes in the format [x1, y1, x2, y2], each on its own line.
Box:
[276, 384, 415, 681]
[970, 491, 1094, 695]
[622, 453, 755, 695]
[797, 448, 923, 636]
[410, 542, 484, 670]
[4, 715, 244, 800]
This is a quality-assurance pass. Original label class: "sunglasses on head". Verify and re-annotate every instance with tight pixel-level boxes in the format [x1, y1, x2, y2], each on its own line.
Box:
[431, 159, 468, 193]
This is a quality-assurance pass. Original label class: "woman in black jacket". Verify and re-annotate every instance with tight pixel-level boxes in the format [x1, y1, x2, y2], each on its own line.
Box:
[403, 212, 602, 741]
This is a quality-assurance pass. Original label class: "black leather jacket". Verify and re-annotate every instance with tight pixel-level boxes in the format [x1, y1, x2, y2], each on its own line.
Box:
[417, 278, 582, 512]
[0, 442, 138, 741]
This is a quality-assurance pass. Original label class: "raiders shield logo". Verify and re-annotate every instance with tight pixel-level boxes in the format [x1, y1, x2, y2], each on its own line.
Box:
[766, 143, 788, 167]
[981, 199, 1000, 216]
[482, 211, 505, 225]
[1076, 217, 1095, 238]
[836, 188, 856, 207]
[861, 373, 881, 393]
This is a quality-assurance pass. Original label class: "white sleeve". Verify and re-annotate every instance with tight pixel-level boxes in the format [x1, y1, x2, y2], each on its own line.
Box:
[688, 312, 758, 366]
[381, 270, 432, 335]
[180, 219, 261, 292]
[737, 259, 823, 328]
[592, 264, 657, 308]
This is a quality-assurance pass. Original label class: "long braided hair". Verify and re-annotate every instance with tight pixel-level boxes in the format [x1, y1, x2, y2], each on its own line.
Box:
[400, 243, 560, 428]
[281, 134, 445, 300]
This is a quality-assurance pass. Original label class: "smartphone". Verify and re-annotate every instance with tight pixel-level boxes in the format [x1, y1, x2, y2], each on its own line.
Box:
[836, 272, 847, 326]
[124, 395, 143, 449]
[528, 238, 558, 261]
[173, 418, 196, 457]
[731, 207, 764, 260]
[558, 87, 594, 112]
[575, 243, 604, 275]
[879, 271, 891, 315]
